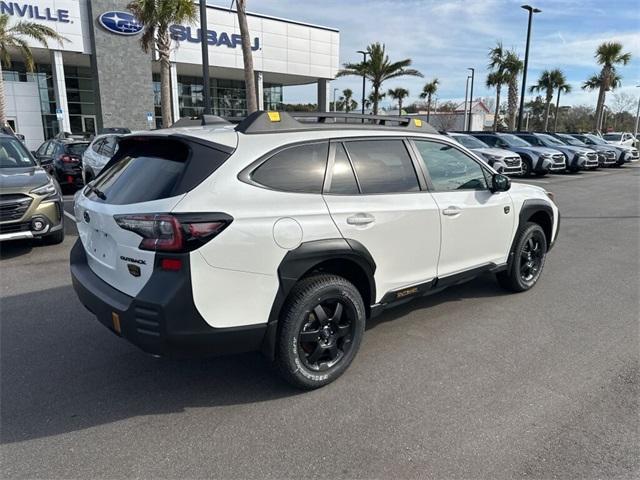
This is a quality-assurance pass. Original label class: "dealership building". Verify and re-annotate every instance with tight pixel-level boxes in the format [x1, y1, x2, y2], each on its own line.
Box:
[2, 0, 340, 149]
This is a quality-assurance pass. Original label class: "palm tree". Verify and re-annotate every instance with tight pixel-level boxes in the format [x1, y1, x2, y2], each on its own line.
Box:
[582, 71, 622, 130]
[486, 71, 506, 131]
[127, 0, 197, 128]
[529, 69, 566, 131]
[235, 0, 257, 115]
[0, 14, 66, 127]
[503, 51, 523, 131]
[419, 79, 438, 122]
[552, 72, 571, 132]
[338, 88, 357, 113]
[487, 42, 508, 131]
[337, 43, 422, 115]
[388, 87, 409, 115]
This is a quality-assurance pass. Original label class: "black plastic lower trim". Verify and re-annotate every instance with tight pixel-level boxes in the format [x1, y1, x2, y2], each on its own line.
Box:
[70, 239, 266, 358]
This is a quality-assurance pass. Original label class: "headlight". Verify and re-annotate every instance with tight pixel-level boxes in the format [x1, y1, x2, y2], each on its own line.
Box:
[30, 179, 58, 199]
[541, 153, 552, 158]
[483, 154, 501, 162]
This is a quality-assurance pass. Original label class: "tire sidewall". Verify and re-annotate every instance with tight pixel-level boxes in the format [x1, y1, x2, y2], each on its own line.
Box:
[280, 279, 365, 388]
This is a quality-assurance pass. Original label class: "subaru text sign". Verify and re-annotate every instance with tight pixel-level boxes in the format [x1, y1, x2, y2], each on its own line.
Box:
[0, 1, 69, 23]
[99, 11, 143, 36]
[169, 25, 259, 51]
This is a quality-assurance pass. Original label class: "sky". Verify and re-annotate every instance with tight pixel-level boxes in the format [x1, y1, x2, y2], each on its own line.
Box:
[211, 0, 640, 111]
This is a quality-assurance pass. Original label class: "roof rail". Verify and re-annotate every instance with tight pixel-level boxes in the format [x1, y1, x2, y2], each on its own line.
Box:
[171, 115, 232, 128]
[234, 111, 438, 134]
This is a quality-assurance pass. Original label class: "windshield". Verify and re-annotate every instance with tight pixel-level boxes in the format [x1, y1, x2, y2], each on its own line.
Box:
[584, 134, 607, 145]
[603, 134, 622, 141]
[0, 137, 36, 168]
[66, 143, 89, 156]
[500, 134, 532, 147]
[558, 134, 585, 146]
[538, 134, 565, 146]
[453, 134, 489, 149]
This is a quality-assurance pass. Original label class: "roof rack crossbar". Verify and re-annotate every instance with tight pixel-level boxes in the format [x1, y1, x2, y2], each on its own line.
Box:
[234, 111, 438, 134]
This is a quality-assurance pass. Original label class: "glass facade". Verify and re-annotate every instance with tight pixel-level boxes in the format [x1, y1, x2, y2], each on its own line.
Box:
[152, 73, 283, 127]
[2, 62, 97, 139]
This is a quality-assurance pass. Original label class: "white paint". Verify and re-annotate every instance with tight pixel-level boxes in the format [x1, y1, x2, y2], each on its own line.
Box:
[50, 50, 71, 133]
[272, 217, 302, 249]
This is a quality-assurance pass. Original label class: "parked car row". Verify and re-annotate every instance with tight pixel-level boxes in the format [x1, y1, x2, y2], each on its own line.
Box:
[446, 130, 638, 177]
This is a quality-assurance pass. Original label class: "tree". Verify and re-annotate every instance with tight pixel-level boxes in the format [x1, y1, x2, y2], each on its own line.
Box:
[582, 70, 622, 130]
[529, 69, 565, 131]
[503, 51, 523, 130]
[486, 70, 506, 131]
[419, 78, 438, 122]
[337, 42, 422, 115]
[235, 0, 257, 115]
[0, 14, 66, 126]
[552, 71, 571, 132]
[588, 42, 632, 131]
[387, 87, 409, 115]
[338, 88, 357, 113]
[128, 0, 196, 128]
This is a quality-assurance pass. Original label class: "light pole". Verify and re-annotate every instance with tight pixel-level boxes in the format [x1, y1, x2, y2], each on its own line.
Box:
[517, 4, 542, 131]
[357, 50, 369, 115]
[634, 85, 640, 140]
[467, 67, 475, 131]
[333, 88, 340, 112]
[199, 0, 212, 115]
[463, 75, 471, 131]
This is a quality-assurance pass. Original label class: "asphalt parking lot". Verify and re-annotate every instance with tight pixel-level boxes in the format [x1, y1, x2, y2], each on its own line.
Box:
[1, 166, 638, 479]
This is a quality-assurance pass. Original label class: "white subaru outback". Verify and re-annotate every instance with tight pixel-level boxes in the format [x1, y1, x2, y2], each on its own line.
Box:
[71, 111, 559, 389]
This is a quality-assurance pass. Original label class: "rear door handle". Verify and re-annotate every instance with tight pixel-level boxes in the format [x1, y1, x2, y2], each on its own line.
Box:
[442, 206, 462, 216]
[347, 213, 375, 226]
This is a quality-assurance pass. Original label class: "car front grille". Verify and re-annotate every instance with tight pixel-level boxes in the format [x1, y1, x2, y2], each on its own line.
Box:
[504, 156, 521, 167]
[630, 149, 639, 159]
[0, 194, 33, 222]
[605, 151, 616, 160]
[586, 152, 598, 161]
[0, 221, 30, 234]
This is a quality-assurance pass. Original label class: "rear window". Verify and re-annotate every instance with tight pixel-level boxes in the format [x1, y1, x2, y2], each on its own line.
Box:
[86, 136, 231, 204]
[251, 142, 329, 193]
[344, 139, 419, 194]
[65, 143, 89, 156]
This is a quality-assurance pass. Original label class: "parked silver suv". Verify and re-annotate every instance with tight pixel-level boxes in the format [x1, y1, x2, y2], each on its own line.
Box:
[446, 132, 522, 175]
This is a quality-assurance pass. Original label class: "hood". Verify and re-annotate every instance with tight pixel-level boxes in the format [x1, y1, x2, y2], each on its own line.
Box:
[472, 147, 517, 158]
[556, 145, 593, 155]
[614, 144, 636, 153]
[515, 146, 562, 156]
[0, 167, 51, 193]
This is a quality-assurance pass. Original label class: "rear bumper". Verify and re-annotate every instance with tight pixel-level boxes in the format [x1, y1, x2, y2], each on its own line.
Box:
[70, 239, 267, 357]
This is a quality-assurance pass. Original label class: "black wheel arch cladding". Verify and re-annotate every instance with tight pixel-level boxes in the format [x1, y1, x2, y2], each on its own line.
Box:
[261, 238, 376, 359]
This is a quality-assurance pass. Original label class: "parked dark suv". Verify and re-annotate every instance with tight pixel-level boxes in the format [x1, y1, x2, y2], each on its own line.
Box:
[33, 137, 90, 189]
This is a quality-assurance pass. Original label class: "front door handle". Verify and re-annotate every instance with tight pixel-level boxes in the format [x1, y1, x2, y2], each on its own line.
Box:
[347, 213, 375, 226]
[442, 206, 462, 216]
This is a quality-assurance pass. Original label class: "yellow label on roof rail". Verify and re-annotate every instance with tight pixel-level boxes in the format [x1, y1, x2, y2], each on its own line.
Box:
[413, 118, 423, 127]
[267, 111, 281, 122]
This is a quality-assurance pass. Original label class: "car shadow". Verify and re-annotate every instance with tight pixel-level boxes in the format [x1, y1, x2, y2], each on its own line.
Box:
[1, 275, 507, 445]
[0, 240, 34, 259]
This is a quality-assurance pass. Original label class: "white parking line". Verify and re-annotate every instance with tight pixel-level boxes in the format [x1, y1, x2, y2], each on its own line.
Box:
[63, 211, 76, 222]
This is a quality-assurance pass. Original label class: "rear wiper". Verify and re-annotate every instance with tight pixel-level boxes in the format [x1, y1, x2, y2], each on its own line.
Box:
[86, 183, 107, 200]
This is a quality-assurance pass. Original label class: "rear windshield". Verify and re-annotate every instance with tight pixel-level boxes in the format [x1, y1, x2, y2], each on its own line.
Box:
[603, 134, 622, 141]
[66, 143, 89, 156]
[85, 136, 231, 204]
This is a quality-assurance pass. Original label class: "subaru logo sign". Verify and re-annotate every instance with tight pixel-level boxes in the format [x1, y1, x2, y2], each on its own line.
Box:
[98, 11, 143, 35]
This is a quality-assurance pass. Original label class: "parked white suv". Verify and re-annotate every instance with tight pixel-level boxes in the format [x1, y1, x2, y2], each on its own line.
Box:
[71, 112, 559, 389]
[82, 129, 130, 184]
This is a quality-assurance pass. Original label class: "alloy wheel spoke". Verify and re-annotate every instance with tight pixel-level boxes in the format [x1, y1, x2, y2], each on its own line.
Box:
[307, 343, 324, 363]
[299, 329, 320, 343]
[332, 302, 343, 322]
[334, 323, 350, 338]
[328, 343, 339, 360]
[313, 305, 329, 325]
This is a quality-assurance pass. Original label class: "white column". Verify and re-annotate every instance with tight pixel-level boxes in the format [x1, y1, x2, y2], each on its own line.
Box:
[255, 71, 264, 110]
[50, 50, 71, 133]
[170, 62, 180, 122]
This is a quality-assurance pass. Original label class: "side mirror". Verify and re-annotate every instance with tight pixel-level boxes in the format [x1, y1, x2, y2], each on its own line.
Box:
[491, 173, 511, 193]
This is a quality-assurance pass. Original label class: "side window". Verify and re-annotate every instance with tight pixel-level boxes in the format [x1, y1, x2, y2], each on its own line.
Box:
[92, 138, 105, 154]
[102, 136, 117, 157]
[37, 141, 49, 156]
[45, 142, 57, 156]
[414, 140, 489, 191]
[479, 135, 497, 147]
[523, 135, 541, 146]
[251, 142, 329, 193]
[344, 139, 419, 194]
[327, 143, 359, 195]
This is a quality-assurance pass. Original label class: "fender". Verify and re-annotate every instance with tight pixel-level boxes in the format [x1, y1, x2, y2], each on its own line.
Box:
[260, 238, 376, 359]
[507, 199, 556, 270]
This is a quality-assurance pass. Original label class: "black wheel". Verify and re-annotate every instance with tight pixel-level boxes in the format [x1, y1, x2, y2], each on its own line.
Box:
[275, 274, 365, 389]
[521, 159, 531, 177]
[43, 226, 65, 245]
[497, 222, 547, 292]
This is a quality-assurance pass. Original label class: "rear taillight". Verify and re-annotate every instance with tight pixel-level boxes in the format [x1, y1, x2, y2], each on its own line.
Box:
[114, 213, 232, 252]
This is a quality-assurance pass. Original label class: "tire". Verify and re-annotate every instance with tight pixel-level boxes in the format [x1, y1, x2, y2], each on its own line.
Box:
[275, 274, 366, 390]
[43, 226, 65, 245]
[497, 222, 547, 293]
[521, 159, 531, 177]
